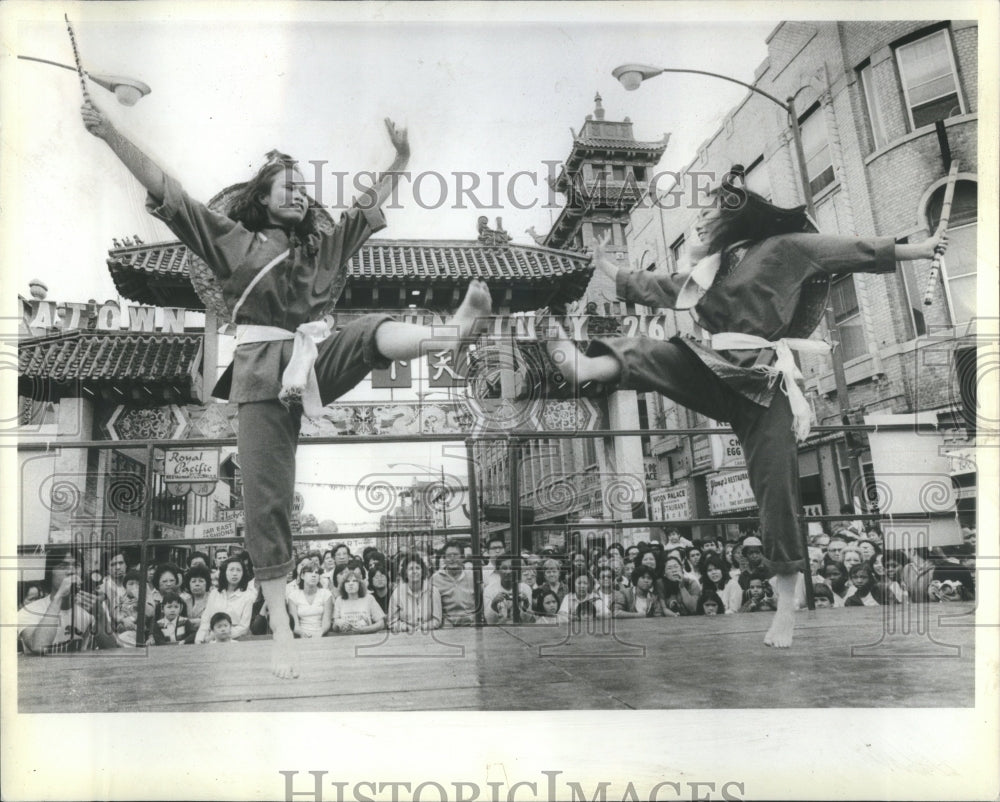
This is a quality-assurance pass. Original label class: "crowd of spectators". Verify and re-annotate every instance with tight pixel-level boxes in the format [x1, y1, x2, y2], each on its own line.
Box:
[17, 524, 977, 654]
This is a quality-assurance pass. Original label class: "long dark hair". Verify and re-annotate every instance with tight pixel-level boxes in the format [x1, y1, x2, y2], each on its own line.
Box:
[704, 167, 814, 255]
[226, 152, 322, 253]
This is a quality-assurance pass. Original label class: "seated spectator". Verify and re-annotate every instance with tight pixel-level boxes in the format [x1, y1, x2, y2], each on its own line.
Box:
[112, 570, 145, 646]
[844, 563, 880, 606]
[931, 547, 976, 600]
[365, 550, 388, 578]
[150, 563, 187, 624]
[856, 538, 879, 563]
[319, 549, 337, 590]
[822, 537, 848, 573]
[208, 612, 237, 643]
[332, 569, 385, 634]
[484, 555, 535, 624]
[700, 555, 742, 614]
[100, 551, 128, 622]
[180, 564, 213, 636]
[697, 590, 725, 616]
[900, 547, 935, 602]
[532, 558, 568, 614]
[661, 555, 700, 615]
[822, 563, 849, 607]
[841, 547, 863, 575]
[481, 536, 507, 588]
[534, 589, 561, 624]
[684, 545, 704, 578]
[615, 565, 671, 618]
[286, 563, 332, 638]
[388, 555, 443, 633]
[18, 549, 96, 654]
[737, 536, 772, 590]
[870, 553, 904, 605]
[739, 578, 776, 613]
[19, 584, 42, 608]
[149, 591, 193, 645]
[607, 551, 630, 590]
[195, 557, 254, 643]
[591, 567, 618, 619]
[636, 549, 666, 595]
[568, 551, 590, 578]
[432, 540, 477, 627]
[665, 528, 693, 549]
[812, 583, 835, 608]
[558, 572, 595, 623]
[368, 564, 392, 614]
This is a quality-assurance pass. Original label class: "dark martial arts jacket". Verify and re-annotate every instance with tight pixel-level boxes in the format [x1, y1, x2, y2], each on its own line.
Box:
[615, 233, 897, 407]
[146, 176, 386, 403]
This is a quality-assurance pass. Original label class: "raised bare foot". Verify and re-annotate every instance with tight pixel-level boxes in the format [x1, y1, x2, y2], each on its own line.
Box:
[764, 608, 795, 648]
[270, 623, 300, 679]
[450, 279, 492, 339]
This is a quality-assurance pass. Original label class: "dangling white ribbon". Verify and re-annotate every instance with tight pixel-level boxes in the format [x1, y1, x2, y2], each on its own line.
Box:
[237, 320, 332, 417]
[710, 332, 831, 442]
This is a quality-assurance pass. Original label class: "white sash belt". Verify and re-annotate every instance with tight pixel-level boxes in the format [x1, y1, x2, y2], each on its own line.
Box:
[237, 322, 331, 416]
[710, 332, 830, 442]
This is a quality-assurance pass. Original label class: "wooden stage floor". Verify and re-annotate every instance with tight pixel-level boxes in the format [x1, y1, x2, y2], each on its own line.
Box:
[18, 604, 976, 712]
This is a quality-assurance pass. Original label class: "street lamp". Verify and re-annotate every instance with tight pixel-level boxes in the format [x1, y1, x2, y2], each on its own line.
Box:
[612, 64, 815, 218]
[18, 55, 151, 105]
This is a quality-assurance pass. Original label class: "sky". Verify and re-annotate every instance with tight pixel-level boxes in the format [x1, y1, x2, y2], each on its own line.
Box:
[3, 2, 784, 533]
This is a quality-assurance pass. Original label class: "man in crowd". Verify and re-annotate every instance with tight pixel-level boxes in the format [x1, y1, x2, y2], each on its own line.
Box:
[19, 549, 97, 654]
[432, 540, 477, 626]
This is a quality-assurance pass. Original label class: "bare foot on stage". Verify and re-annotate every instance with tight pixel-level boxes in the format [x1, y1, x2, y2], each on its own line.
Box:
[449, 279, 492, 339]
[764, 573, 797, 648]
[270, 625, 300, 679]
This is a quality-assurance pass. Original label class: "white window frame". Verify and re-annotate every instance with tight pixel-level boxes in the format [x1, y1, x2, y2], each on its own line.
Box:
[830, 274, 867, 362]
[938, 222, 977, 328]
[895, 28, 966, 131]
[799, 107, 835, 196]
[859, 63, 888, 149]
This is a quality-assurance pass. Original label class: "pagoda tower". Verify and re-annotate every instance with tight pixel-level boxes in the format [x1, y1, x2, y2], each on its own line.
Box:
[544, 93, 669, 312]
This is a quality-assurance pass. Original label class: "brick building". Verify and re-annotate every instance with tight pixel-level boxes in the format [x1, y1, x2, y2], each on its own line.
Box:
[626, 20, 980, 541]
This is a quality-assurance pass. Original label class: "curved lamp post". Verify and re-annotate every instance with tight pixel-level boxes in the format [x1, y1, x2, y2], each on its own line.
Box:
[612, 63, 816, 217]
[18, 55, 151, 105]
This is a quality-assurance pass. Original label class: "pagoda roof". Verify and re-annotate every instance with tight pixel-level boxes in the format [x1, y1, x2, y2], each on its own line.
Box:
[107, 238, 594, 313]
[19, 330, 202, 404]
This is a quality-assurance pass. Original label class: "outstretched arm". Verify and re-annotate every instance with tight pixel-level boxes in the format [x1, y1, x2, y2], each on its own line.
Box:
[81, 101, 166, 202]
[357, 118, 410, 210]
[895, 227, 948, 261]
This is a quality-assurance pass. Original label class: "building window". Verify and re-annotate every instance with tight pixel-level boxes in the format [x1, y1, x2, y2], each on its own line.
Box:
[927, 180, 977, 327]
[611, 165, 626, 181]
[633, 166, 646, 182]
[669, 235, 687, 271]
[858, 63, 888, 149]
[896, 28, 965, 130]
[800, 106, 835, 196]
[831, 275, 867, 361]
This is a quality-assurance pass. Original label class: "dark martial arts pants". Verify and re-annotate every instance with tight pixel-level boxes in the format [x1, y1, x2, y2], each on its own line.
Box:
[236, 314, 393, 581]
[589, 336, 807, 574]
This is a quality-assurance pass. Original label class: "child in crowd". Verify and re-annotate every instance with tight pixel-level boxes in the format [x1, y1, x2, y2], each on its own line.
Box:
[534, 590, 561, 624]
[150, 591, 194, 645]
[113, 570, 143, 646]
[558, 572, 595, 623]
[286, 563, 332, 638]
[739, 578, 777, 613]
[812, 583, 835, 608]
[208, 612, 236, 643]
[822, 563, 849, 606]
[332, 569, 385, 634]
[844, 563, 880, 606]
[697, 591, 725, 615]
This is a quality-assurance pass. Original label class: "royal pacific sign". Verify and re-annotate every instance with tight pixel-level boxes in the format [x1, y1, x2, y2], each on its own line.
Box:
[20, 299, 189, 337]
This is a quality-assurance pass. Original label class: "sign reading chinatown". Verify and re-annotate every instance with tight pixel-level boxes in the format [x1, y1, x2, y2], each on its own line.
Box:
[21, 299, 187, 336]
[707, 470, 758, 515]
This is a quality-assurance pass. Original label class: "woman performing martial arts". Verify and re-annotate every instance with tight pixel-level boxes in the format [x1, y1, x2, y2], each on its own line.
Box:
[82, 101, 492, 677]
[547, 172, 946, 647]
